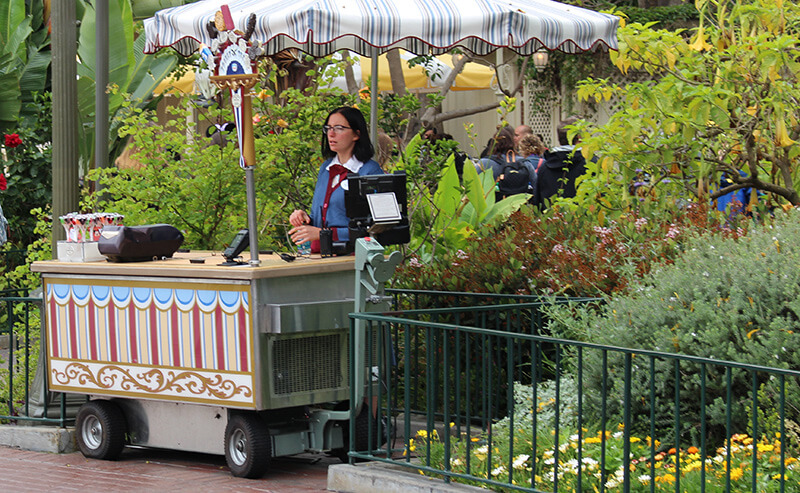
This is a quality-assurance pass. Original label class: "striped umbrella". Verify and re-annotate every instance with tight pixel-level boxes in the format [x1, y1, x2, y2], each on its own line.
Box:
[144, 0, 618, 57]
[144, 0, 618, 137]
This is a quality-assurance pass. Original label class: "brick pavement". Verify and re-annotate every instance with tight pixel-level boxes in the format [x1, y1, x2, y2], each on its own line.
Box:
[0, 445, 337, 492]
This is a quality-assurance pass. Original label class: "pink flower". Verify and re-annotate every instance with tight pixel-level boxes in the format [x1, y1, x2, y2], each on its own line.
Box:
[4, 133, 21, 148]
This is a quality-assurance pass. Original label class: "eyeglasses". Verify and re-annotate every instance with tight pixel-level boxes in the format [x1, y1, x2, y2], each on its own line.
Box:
[322, 125, 351, 134]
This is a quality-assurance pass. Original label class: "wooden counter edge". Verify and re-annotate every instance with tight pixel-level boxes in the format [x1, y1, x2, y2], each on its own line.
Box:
[31, 253, 356, 280]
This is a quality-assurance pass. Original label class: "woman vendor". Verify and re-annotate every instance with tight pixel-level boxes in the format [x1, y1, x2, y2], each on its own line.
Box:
[288, 107, 383, 253]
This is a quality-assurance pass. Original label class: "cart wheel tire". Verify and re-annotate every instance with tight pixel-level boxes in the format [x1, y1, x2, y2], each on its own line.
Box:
[224, 413, 271, 478]
[75, 400, 127, 461]
[334, 405, 383, 463]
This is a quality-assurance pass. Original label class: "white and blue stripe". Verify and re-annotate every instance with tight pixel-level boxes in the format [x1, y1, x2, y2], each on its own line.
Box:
[144, 0, 619, 57]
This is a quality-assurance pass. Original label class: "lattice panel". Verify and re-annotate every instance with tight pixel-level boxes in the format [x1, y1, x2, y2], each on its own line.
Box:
[576, 70, 652, 127]
[524, 81, 559, 148]
[524, 70, 652, 143]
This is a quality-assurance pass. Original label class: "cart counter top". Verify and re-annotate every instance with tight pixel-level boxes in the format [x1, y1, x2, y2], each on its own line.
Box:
[31, 251, 355, 280]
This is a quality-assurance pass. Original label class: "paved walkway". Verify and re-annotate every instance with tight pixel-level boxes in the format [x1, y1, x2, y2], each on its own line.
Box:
[0, 445, 336, 492]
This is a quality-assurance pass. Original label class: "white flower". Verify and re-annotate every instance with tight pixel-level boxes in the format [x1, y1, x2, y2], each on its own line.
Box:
[512, 454, 529, 469]
[491, 465, 507, 476]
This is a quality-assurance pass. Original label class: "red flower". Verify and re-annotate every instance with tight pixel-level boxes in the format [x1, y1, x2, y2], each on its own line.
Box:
[0, 172, 6, 191]
[4, 133, 21, 148]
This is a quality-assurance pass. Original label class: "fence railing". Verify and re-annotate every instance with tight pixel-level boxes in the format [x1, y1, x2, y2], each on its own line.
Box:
[0, 295, 69, 426]
[348, 294, 799, 492]
[0, 248, 27, 275]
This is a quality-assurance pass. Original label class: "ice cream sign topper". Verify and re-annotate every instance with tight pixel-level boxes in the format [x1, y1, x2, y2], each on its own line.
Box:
[202, 5, 266, 169]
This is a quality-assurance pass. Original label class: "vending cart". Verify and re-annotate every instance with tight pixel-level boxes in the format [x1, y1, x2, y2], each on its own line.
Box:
[31, 238, 400, 478]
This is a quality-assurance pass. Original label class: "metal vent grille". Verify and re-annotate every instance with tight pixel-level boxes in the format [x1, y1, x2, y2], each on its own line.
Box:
[272, 334, 343, 395]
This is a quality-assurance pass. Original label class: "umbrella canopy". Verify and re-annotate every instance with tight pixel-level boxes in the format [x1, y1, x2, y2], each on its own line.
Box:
[144, 0, 618, 137]
[143, 0, 619, 57]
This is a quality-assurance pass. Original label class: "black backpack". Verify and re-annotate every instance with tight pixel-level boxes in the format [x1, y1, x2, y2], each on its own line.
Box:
[494, 152, 532, 198]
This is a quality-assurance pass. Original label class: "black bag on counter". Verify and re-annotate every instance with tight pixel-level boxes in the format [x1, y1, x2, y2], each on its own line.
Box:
[98, 224, 184, 262]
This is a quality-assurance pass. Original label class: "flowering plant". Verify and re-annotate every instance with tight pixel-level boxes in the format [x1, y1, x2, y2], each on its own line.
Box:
[4, 133, 21, 148]
[411, 386, 800, 492]
[0, 93, 52, 246]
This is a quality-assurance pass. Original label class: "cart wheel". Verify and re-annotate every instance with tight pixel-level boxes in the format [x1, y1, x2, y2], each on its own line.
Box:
[75, 400, 127, 460]
[224, 413, 271, 478]
[333, 405, 384, 463]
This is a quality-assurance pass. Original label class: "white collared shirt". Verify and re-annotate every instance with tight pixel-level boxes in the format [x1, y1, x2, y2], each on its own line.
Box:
[326, 155, 364, 190]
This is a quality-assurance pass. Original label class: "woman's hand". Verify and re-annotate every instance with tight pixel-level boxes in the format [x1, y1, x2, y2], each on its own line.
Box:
[289, 224, 321, 244]
[289, 209, 310, 227]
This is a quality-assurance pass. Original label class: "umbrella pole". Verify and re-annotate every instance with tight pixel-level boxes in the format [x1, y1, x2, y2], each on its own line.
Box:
[370, 47, 379, 144]
[211, 73, 262, 266]
[242, 93, 261, 266]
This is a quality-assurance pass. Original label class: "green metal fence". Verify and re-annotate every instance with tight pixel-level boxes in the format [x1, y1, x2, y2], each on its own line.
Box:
[0, 295, 68, 426]
[348, 293, 800, 492]
[0, 248, 27, 275]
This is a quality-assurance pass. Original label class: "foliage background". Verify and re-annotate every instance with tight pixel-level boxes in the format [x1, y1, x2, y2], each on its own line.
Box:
[543, 208, 800, 444]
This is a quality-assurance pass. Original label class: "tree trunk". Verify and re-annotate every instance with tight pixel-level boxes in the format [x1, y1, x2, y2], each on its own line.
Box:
[342, 50, 359, 94]
[386, 49, 407, 96]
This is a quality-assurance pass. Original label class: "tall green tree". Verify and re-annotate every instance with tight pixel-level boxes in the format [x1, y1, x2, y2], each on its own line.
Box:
[574, 0, 800, 210]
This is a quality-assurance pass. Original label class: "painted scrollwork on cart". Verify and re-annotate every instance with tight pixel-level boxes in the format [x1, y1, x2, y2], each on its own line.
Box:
[52, 362, 252, 400]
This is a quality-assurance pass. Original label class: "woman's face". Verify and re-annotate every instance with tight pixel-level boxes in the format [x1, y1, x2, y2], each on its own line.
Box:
[326, 112, 359, 160]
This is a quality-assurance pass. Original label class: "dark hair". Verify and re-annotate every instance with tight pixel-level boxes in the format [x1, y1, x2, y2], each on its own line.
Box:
[557, 116, 580, 146]
[321, 106, 374, 163]
[489, 127, 516, 156]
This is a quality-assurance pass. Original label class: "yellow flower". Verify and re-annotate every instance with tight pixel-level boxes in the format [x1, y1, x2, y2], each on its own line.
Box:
[276, 118, 288, 128]
[689, 26, 713, 52]
[655, 473, 676, 484]
[776, 117, 795, 147]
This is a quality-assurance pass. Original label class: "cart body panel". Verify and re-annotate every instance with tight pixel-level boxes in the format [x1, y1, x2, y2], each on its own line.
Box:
[33, 253, 356, 411]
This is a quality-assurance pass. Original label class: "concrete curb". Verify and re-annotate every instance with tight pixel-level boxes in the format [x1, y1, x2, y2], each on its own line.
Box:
[328, 462, 487, 493]
[0, 425, 76, 454]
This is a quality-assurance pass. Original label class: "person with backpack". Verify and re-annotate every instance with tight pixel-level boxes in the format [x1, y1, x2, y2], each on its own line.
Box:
[477, 127, 537, 201]
[536, 117, 589, 209]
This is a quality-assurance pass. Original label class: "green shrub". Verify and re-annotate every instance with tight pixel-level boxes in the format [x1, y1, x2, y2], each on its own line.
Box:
[1, 93, 52, 248]
[546, 209, 800, 444]
[395, 203, 748, 298]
